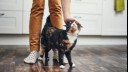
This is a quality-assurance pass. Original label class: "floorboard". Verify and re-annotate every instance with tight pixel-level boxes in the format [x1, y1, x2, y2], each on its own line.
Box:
[0, 45, 127, 72]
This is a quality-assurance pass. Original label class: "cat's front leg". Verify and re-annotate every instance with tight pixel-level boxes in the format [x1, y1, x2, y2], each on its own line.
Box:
[65, 51, 76, 68]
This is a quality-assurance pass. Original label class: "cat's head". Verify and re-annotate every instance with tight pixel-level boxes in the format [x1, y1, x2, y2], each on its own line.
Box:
[65, 20, 82, 35]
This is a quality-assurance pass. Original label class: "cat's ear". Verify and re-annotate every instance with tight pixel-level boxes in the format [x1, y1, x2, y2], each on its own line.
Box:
[80, 24, 83, 28]
[77, 23, 83, 28]
[64, 25, 67, 27]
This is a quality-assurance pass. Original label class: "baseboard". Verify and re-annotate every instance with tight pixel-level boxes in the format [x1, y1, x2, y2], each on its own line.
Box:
[0, 35, 127, 45]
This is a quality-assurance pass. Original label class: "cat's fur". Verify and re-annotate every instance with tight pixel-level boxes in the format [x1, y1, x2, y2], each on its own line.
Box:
[40, 16, 82, 68]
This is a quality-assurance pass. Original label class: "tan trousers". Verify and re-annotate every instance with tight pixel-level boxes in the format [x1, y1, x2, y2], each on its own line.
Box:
[29, 0, 63, 51]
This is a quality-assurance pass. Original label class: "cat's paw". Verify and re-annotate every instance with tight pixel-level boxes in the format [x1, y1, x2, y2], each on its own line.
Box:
[38, 56, 43, 61]
[60, 65, 65, 69]
[72, 64, 76, 68]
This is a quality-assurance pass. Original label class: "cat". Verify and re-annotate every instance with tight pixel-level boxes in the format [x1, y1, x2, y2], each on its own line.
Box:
[39, 16, 82, 68]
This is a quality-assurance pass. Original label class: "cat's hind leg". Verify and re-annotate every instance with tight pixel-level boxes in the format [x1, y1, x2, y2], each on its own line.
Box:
[45, 47, 51, 60]
[38, 45, 45, 61]
[58, 49, 65, 69]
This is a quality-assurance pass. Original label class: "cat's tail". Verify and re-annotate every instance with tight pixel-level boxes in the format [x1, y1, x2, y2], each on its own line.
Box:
[45, 15, 52, 27]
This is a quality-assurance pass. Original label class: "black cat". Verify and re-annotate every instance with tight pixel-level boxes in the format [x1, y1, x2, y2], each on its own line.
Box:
[40, 16, 82, 68]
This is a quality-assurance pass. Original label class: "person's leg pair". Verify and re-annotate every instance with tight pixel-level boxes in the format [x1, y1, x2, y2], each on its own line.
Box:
[24, 0, 62, 63]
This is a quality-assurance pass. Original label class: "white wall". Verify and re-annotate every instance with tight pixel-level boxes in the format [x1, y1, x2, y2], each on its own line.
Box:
[102, 0, 127, 36]
[0, 0, 127, 45]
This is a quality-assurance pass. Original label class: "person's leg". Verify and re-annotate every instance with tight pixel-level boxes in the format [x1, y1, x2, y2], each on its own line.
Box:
[29, 0, 45, 51]
[48, 0, 63, 62]
[24, 0, 45, 63]
[38, 0, 63, 61]
[49, 0, 63, 29]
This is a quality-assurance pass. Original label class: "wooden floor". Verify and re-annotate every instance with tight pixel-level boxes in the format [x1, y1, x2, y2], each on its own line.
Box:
[0, 45, 127, 72]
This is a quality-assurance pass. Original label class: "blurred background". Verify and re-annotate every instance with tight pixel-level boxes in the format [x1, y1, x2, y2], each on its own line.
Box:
[0, 0, 127, 46]
[0, 0, 127, 72]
